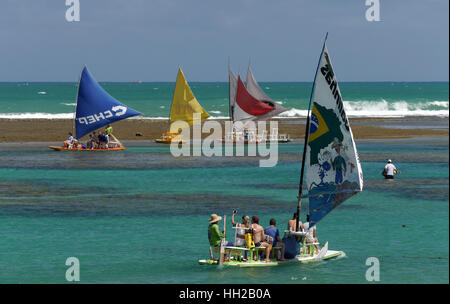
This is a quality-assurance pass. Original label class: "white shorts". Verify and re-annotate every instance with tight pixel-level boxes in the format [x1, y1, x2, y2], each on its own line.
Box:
[235, 238, 245, 247]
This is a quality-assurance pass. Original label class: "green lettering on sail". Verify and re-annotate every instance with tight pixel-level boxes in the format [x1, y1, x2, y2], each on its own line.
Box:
[308, 103, 343, 165]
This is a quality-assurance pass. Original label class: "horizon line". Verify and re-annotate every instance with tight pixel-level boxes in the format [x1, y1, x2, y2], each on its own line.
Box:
[0, 80, 448, 84]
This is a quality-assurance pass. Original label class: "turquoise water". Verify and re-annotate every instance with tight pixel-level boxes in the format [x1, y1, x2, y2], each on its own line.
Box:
[0, 138, 448, 283]
[0, 82, 448, 118]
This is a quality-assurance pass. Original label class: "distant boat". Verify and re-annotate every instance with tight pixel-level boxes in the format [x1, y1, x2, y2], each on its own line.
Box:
[199, 34, 363, 267]
[227, 65, 289, 143]
[48, 66, 141, 151]
[155, 68, 210, 144]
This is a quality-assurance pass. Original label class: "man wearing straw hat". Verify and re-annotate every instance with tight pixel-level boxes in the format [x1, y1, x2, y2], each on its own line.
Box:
[208, 214, 233, 248]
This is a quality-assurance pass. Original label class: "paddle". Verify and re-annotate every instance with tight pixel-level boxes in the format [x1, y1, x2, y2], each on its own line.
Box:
[219, 215, 226, 265]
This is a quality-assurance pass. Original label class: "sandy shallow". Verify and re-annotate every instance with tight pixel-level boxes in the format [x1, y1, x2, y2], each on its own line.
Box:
[0, 117, 447, 143]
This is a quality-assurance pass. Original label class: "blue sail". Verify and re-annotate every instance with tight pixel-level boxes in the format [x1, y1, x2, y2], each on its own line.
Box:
[74, 67, 141, 139]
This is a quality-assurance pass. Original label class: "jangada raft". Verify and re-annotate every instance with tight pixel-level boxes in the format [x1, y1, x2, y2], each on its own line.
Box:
[155, 68, 210, 144]
[48, 66, 141, 151]
[225, 65, 290, 143]
[199, 34, 364, 267]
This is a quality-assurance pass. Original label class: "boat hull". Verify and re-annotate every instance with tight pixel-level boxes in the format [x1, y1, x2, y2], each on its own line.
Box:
[154, 139, 184, 144]
[48, 146, 125, 151]
[198, 250, 344, 267]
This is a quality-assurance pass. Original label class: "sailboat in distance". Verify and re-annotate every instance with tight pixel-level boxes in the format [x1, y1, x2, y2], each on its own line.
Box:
[199, 34, 363, 267]
[227, 65, 290, 143]
[155, 68, 210, 143]
[48, 66, 141, 151]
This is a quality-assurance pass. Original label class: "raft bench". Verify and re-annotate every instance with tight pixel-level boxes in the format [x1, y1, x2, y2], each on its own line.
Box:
[283, 230, 319, 256]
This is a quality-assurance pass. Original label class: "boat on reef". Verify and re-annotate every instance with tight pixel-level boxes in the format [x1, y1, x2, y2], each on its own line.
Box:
[226, 64, 290, 143]
[48, 66, 141, 151]
[199, 34, 364, 267]
[155, 68, 210, 144]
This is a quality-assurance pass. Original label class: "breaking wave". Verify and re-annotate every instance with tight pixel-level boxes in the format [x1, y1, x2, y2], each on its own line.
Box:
[0, 100, 447, 119]
[0, 113, 75, 119]
[278, 100, 449, 118]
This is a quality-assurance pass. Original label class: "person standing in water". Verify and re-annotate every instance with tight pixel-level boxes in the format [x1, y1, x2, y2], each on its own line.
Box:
[383, 159, 399, 179]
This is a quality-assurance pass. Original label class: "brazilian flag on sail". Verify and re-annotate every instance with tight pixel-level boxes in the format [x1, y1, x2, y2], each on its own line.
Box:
[308, 102, 343, 165]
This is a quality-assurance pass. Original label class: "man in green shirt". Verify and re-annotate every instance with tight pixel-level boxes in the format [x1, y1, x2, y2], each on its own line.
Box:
[105, 125, 113, 145]
[208, 214, 233, 248]
[105, 125, 113, 136]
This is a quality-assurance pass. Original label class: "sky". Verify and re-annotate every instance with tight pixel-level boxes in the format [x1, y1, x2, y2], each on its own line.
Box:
[0, 0, 448, 82]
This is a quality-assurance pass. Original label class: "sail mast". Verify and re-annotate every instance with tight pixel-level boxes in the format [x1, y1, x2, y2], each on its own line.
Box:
[73, 65, 85, 138]
[296, 33, 328, 231]
[228, 58, 233, 122]
[168, 67, 180, 126]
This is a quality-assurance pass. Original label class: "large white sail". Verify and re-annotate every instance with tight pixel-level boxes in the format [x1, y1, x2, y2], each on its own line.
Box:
[305, 42, 363, 227]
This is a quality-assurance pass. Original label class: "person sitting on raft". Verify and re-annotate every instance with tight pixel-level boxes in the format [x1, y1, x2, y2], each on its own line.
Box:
[86, 133, 96, 149]
[302, 214, 319, 255]
[288, 212, 303, 242]
[231, 211, 250, 247]
[64, 132, 74, 148]
[208, 214, 233, 259]
[265, 218, 286, 261]
[251, 216, 272, 263]
[97, 131, 108, 149]
[232, 211, 251, 261]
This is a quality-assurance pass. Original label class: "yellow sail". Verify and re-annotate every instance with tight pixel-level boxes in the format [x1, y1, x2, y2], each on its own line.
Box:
[170, 68, 210, 125]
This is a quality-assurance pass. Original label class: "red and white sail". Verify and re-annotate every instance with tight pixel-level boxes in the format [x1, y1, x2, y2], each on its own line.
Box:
[228, 67, 285, 125]
[246, 66, 287, 120]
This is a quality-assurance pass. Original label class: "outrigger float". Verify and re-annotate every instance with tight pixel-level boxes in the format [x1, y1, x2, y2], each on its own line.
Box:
[48, 66, 141, 152]
[199, 34, 363, 267]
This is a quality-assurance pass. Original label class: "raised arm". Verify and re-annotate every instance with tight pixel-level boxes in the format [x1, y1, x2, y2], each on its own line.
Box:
[231, 213, 237, 226]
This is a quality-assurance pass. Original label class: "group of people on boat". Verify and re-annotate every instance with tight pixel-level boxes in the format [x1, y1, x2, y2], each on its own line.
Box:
[207, 210, 320, 263]
[62, 125, 114, 149]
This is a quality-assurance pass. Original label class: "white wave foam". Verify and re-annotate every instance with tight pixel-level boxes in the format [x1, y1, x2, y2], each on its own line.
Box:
[1, 100, 447, 120]
[61, 102, 76, 106]
[0, 113, 74, 119]
[278, 108, 309, 118]
[37, 91, 47, 95]
[342, 99, 449, 117]
[420, 101, 448, 107]
[278, 100, 449, 118]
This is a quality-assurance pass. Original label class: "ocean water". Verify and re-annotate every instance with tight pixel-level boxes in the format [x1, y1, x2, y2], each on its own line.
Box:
[0, 137, 448, 283]
[0, 82, 448, 119]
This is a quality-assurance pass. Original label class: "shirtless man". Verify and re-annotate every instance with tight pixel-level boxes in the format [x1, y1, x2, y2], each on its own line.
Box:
[251, 216, 272, 263]
[288, 213, 303, 232]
